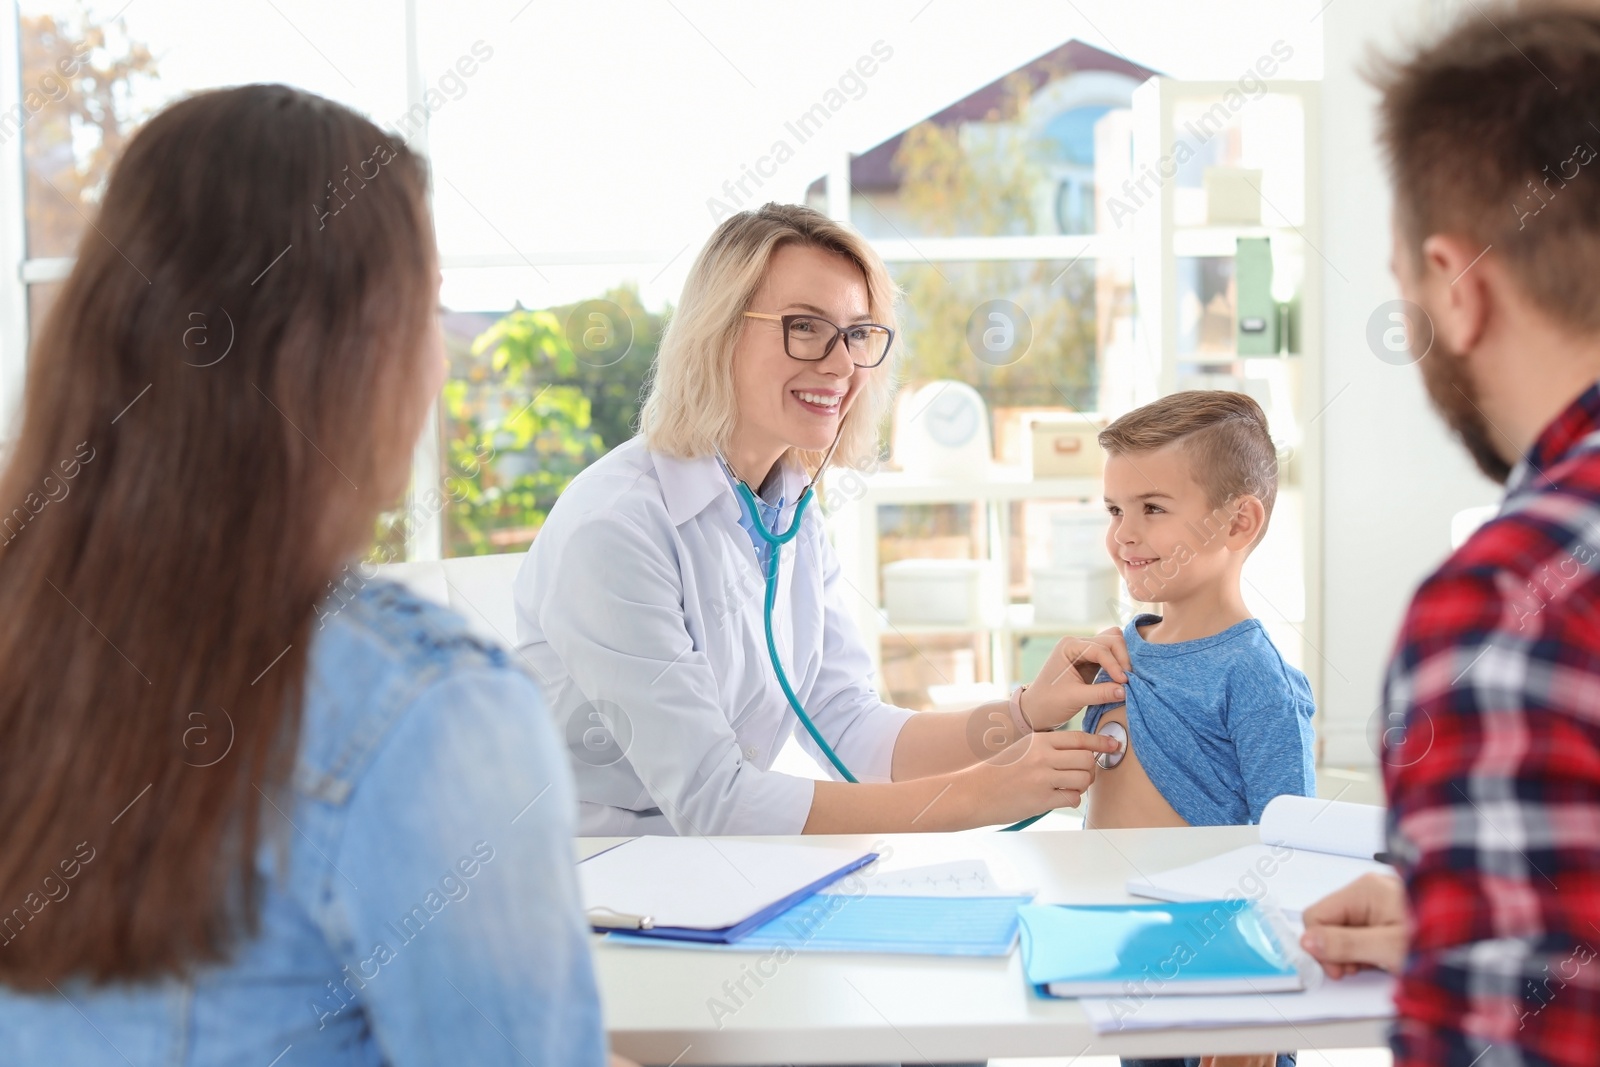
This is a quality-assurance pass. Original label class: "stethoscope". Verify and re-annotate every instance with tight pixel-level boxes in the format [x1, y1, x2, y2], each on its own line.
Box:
[718, 431, 853, 784]
[1096, 721, 1127, 770]
[719, 428, 1127, 833]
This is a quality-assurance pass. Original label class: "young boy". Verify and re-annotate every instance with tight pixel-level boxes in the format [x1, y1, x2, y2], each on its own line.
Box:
[1080, 390, 1316, 830]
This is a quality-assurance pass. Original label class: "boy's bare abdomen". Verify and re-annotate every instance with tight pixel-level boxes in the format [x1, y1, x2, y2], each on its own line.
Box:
[1083, 704, 1190, 830]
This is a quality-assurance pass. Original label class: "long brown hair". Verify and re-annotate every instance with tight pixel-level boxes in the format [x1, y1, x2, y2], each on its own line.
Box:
[0, 85, 437, 986]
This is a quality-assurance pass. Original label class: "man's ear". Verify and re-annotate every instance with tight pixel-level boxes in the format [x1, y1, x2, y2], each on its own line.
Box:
[1419, 233, 1492, 358]
[1227, 495, 1267, 551]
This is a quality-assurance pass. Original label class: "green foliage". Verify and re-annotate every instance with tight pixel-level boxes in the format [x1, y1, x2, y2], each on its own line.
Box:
[444, 378, 599, 555]
[894, 260, 1100, 411]
[440, 285, 662, 556]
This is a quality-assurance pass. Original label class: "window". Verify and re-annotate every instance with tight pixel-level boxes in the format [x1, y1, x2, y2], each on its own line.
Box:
[821, 60, 1145, 241]
[427, 286, 663, 557]
[1043, 104, 1113, 234]
[16, 2, 404, 263]
[886, 256, 1126, 459]
[7, 0, 406, 442]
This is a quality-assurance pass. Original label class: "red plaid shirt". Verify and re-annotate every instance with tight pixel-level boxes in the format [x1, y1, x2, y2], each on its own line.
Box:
[1383, 381, 1600, 1066]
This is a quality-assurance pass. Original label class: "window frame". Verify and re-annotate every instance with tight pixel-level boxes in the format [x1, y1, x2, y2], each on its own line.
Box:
[1, 1, 1136, 560]
[1, 0, 30, 439]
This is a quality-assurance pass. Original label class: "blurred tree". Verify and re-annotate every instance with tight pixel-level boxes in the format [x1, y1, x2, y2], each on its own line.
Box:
[435, 284, 663, 556]
[895, 72, 1045, 239]
[20, 11, 159, 260]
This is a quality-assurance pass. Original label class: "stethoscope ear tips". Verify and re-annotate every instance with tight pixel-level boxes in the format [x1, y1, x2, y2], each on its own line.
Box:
[1095, 720, 1128, 770]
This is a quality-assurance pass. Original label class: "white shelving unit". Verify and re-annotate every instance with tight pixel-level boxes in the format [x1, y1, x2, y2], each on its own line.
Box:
[828, 465, 1115, 704]
[821, 76, 1324, 720]
[1129, 76, 1325, 715]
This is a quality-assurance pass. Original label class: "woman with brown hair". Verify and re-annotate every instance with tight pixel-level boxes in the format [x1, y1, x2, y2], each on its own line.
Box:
[0, 85, 605, 1064]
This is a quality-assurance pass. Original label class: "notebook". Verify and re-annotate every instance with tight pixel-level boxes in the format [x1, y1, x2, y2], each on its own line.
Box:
[578, 837, 876, 943]
[1126, 796, 1395, 920]
[1019, 899, 1304, 998]
[608, 892, 1034, 956]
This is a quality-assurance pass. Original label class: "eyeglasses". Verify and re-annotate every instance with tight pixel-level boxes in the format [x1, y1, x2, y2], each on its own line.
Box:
[743, 312, 895, 369]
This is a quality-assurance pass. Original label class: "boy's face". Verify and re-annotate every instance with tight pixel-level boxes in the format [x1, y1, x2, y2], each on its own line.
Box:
[1102, 446, 1248, 605]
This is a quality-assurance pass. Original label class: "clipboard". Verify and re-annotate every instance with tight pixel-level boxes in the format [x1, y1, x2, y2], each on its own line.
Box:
[579, 836, 878, 944]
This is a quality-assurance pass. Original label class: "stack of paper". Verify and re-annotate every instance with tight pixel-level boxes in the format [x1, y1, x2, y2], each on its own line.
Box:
[1126, 796, 1396, 919]
[816, 858, 1019, 897]
[1080, 970, 1396, 1033]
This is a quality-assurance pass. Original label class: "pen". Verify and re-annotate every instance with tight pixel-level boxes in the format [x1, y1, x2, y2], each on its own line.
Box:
[586, 906, 656, 931]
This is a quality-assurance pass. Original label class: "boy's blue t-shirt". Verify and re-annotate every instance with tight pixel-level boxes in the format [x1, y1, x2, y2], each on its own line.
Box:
[1083, 613, 1316, 826]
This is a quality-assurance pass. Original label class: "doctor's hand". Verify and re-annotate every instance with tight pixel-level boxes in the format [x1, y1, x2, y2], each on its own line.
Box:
[1300, 872, 1409, 978]
[1019, 630, 1130, 730]
[955, 728, 1121, 826]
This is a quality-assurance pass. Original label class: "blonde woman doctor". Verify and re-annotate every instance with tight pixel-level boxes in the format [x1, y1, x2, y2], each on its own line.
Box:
[514, 203, 1125, 837]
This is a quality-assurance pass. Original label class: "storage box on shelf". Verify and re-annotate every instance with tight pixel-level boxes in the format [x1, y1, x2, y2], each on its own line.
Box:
[1032, 566, 1121, 625]
[1026, 413, 1108, 480]
[1033, 505, 1119, 627]
[826, 463, 1126, 708]
[882, 559, 1002, 628]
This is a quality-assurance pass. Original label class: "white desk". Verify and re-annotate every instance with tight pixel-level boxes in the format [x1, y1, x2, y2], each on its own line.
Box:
[582, 826, 1392, 1065]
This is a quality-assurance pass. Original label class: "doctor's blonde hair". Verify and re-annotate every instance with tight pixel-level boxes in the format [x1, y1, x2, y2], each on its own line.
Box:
[641, 202, 899, 474]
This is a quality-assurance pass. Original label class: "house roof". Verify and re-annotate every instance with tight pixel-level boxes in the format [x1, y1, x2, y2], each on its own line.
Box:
[807, 39, 1158, 197]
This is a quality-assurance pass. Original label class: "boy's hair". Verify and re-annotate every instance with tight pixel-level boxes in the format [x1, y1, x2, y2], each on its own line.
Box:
[1098, 391, 1279, 543]
[1367, 1, 1600, 333]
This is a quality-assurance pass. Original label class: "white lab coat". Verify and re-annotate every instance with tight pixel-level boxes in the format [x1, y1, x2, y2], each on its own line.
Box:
[514, 437, 915, 836]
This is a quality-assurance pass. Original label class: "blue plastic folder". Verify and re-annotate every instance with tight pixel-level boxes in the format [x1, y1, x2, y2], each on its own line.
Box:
[1018, 900, 1303, 997]
[610, 894, 1034, 956]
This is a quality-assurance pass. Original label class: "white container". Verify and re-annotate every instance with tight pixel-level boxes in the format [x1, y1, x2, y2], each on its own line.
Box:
[1031, 565, 1121, 626]
[881, 559, 1001, 627]
[893, 381, 993, 482]
[1204, 166, 1263, 225]
[1049, 509, 1110, 570]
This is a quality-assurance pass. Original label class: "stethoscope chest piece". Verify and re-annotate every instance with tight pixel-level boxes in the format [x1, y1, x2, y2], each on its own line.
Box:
[1096, 720, 1128, 770]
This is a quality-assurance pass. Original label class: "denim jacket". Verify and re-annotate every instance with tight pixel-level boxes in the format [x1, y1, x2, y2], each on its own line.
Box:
[0, 579, 605, 1066]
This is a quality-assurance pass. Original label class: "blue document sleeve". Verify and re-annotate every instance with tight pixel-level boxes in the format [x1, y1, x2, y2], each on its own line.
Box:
[1019, 899, 1302, 997]
[611, 894, 1034, 956]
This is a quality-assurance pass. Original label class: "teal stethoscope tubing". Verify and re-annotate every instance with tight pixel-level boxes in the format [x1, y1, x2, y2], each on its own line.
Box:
[729, 459, 1043, 832]
[743, 482, 858, 783]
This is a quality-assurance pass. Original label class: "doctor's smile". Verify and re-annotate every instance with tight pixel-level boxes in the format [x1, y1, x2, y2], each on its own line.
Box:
[789, 388, 845, 415]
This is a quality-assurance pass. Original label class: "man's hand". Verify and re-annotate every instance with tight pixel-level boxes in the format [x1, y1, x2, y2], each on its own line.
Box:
[1199, 1055, 1277, 1067]
[1300, 872, 1409, 978]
